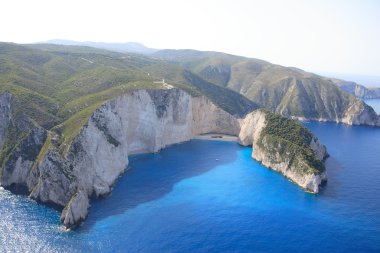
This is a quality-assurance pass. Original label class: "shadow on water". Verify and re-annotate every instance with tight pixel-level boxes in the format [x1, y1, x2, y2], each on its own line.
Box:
[77, 139, 243, 232]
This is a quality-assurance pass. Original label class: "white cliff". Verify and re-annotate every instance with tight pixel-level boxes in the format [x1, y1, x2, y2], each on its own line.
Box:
[30, 88, 241, 228]
[239, 110, 328, 193]
[341, 100, 380, 126]
[0, 88, 329, 228]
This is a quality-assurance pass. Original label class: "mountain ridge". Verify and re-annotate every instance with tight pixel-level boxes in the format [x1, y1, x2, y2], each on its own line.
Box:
[152, 48, 380, 122]
[40, 39, 158, 54]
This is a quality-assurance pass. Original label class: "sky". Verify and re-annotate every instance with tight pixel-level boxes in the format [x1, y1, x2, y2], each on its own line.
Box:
[1, 0, 380, 82]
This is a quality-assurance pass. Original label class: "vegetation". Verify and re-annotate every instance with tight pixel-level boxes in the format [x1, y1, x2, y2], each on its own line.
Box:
[0, 42, 256, 160]
[153, 49, 362, 119]
[258, 110, 325, 174]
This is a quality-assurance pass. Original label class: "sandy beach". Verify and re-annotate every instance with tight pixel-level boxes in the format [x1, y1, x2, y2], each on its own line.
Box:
[193, 134, 238, 142]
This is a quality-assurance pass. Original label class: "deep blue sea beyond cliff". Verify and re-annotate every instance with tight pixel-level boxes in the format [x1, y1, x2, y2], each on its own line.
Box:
[1, 122, 380, 252]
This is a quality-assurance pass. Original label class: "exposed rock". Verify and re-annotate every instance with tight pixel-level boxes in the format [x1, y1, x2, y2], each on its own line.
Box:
[0, 88, 329, 228]
[238, 110, 266, 146]
[239, 110, 328, 193]
[192, 96, 240, 136]
[0, 92, 12, 149]
[6, 88, 240, 228]
[29, 150, 77, 207]
[60, 190, 89, 228]
[309, 137, 328, 161]
[342, 100, 380, 126]
[0, 126, 47, 192]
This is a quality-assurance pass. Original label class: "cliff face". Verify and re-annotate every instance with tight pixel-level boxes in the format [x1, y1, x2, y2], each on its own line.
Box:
[0, 88, 240, 228]
[0, 88, 327, 228]
[0, 91, 48, 192]
[0, 92, 12, 149]
[239, 110, 328, 193]
[341, 100, 380, 126]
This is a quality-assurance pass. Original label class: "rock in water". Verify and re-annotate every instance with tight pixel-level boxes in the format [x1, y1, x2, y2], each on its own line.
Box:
[0, 88, 329, 228]
[239, 110, 328, 193]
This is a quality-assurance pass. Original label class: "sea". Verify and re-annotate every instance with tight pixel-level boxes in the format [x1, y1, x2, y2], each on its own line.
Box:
[1, 122, 380, 252]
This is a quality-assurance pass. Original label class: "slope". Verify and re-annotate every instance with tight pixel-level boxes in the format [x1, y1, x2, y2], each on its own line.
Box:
[152, 49, 380, 124]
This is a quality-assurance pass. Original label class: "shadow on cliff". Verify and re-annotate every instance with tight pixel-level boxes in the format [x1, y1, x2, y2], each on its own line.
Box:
[77, 139, 243, 233]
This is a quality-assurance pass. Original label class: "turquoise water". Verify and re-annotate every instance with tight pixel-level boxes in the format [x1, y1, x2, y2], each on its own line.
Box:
[1, 123, 380, 252]
[365, 98, 380, 114]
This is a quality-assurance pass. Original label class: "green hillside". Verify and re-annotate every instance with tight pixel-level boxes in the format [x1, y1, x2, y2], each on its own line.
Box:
[0, 43, 257, 158]
[152, 49, 370, 119]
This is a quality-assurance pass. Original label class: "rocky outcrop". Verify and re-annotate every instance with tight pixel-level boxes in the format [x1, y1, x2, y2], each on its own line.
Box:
[0, 126, 47, 192]
[60, 190, 89, 228]
[29, 150, 77, 207]
[0, 92, 12, 149]
[0, 88, 241, 228]
[0, 88, 328, 228]
[239, 110, 328, 193]
[341, 100, 380, 126]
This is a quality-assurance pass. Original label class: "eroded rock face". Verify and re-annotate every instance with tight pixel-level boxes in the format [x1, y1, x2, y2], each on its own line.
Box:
[8, 88, 240, 228]
[0, 88, 329, 228]
[61, 89, 240, 227]
[29, 150, 77, 207]
[342, 100, 380, 126]
[0, 92, 12, 149]
[60, 190, 89, 228]
[239, 110, 328, 193]
[0, 126, 47, 192]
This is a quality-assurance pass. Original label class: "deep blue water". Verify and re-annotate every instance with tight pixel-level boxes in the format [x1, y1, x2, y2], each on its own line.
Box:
[1, 123, 380, 252]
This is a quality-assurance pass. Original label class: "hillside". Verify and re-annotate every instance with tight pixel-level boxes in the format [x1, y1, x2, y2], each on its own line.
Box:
[0, 42, 349, 228]
[41, 40, 158, 54]
[152, 49, 380, 121]
[332, 80, 380, 99]
[0, 42, 259, 166]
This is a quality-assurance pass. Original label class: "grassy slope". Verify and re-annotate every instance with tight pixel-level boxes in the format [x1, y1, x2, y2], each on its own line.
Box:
[152, 49, 365, 119]
[259, 110, 325, 175]
[0, 43, 256, 154]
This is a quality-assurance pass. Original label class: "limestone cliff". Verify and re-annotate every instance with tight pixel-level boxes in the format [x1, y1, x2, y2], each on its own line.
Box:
[0, 88, 327, 228]
[0, 88, 241, 228]
[341, 100, 380, 126]
[0, 91, 47, 193]
[239, 110, 328, 193]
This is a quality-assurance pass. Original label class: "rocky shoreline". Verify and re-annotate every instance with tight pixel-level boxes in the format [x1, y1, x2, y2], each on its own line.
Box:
[0, 89, 328, 228]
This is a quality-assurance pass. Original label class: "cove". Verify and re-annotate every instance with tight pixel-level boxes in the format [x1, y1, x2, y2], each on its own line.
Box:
[0, 122, 380, 252]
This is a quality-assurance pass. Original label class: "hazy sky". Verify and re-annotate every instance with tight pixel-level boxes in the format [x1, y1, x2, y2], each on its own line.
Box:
[1, 0, 380, 77]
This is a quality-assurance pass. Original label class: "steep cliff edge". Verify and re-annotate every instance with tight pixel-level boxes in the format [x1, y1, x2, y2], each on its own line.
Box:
[239, 110, 328, 193]
[152, 49, 380, 127]
[0, 92, 12, 150]
[0, 88, 241, 228]
[0, 88, 327, 228]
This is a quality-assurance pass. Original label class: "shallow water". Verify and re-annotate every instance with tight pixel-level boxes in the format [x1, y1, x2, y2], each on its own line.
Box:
[1, 122, 380, 252]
